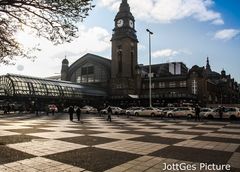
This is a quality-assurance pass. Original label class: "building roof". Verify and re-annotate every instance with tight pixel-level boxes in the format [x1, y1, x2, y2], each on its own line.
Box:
[67, 53, 111, 77]
[142, 62, 188, 76]
[0, 74, 107, 98]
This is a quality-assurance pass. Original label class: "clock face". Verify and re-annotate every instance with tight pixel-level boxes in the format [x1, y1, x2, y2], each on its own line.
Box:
[117, 19, 124, 27]
[129, 20, 134, 28]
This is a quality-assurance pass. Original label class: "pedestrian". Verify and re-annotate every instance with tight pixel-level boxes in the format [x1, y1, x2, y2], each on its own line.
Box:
[68, 106, 74, 121]
[76, 107, 81, 122]
[107, 106, 112, 122]
[195, 104, 201, 121]
[97, 106, 101, 116]
[51, 108, 55, 116]
[219, 106, 223, 120]
[45, 105, 49, 116]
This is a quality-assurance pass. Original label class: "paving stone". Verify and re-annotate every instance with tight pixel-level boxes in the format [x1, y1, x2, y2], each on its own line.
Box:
[0, 113, 239, 172]
[149, 146, 233, 164]
[45, 147, 140, 172]
[130, 136, 185, 145]
[0, 145, 35, 165]
[59, 135, 118, 146]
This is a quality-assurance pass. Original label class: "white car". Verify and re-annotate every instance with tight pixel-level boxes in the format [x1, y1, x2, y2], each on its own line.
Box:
[167, 107, 195, 118]
[126, 107, 143, 116]
[134, 107, 161, 117]
[111, 107, 123, 115]
[100, 106, 123, 115]
[200, 108, 212, 118]
[80, 106, 97, 114]
[161, 107, 176, 117]
[224, 107, 240, 119]
[204, 107, 240, 119]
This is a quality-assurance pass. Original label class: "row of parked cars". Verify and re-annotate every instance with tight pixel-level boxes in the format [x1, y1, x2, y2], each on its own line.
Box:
[63, 105, 240, 120]
[100, 106, 240, 120]
[201, 107, 240, 120]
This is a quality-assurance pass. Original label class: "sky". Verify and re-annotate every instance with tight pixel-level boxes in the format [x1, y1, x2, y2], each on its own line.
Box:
[0, 0, 240, 82]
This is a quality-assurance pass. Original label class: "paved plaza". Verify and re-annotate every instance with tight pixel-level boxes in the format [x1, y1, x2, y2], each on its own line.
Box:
[0, 113, 240, 172]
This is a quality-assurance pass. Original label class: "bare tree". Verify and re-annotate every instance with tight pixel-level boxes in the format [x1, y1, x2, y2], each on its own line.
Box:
[0, 0, 94, 64]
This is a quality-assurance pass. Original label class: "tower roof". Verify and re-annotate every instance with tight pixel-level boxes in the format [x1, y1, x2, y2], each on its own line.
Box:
[62, 58, 69, 64]
[206, 57, 211, 72]
[115, 0, 133, 20]
[120, 0, 130, 12]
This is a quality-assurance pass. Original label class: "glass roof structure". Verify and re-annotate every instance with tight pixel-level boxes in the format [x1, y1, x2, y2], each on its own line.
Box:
[0, 74, 107, 99]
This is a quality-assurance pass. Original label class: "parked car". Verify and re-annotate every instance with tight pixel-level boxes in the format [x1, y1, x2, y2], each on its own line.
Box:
[63, 107, 69, 113]
[204, 107, 240, 119]
[199, 108, 212, 118]
[134, 107, 161, 116]
[100, 107, 108, 114]
[161, 107, 176, 117]
[166, 107, 195, 118]
[80, 106, 97, 114]
[125, 107, 144, 116]
[100, 106, 123, 115]
[224, 107, 240, 119]
[48, 104, 58, 113]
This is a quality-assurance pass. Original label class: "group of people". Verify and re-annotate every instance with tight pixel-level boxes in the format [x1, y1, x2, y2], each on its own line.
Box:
[67, 106, 113, 122]
[68, 106, 81, 122]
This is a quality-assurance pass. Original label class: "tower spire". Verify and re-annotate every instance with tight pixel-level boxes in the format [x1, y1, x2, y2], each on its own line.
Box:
[120, 0, 130, 12]
[206, 57, 211, 72]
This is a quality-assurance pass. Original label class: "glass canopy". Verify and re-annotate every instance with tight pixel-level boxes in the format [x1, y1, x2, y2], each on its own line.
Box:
[0, 74, 107, 99]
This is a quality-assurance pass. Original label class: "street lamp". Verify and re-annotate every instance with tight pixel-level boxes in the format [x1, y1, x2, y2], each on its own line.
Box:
[146, 29, 153, 107]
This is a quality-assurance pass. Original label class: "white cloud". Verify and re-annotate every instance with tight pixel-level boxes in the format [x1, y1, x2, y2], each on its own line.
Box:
[212, 19, 224, 25]
[152, 49, 179, 58]
[0, 26, 111, 77]
[98, 0, 223, 24]
[214, 29, 240, 41]
[17, 26, 111, 59]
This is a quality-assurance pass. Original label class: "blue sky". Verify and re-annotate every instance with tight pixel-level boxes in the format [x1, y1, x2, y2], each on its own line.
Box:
[0, 0, 239, 82]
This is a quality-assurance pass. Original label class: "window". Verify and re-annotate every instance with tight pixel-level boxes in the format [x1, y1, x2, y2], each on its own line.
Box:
[88, 66, 94, 74]
[81, 66, 94, 75]
[180, 81, 187, 88]
[131, 51, 134, 76]
[81, 67, 87, 75]
[79, 65, 95, 83]
[169, 82, 176, 88]
[75, 63, 108, 84]
[76, 76, 81, 83]
[159, 82, 165, 88]
[192, 79, 197, 94]
[118, 50, 122, 74]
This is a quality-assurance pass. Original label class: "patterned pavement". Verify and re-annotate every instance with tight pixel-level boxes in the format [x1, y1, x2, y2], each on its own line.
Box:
[0, 113, 240, 172]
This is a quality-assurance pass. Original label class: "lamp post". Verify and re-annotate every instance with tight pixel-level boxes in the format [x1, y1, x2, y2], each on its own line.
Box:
[146, 29, 153, 107]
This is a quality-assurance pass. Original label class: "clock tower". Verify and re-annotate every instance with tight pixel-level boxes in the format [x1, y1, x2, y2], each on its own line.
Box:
[111, 0, 139, 97]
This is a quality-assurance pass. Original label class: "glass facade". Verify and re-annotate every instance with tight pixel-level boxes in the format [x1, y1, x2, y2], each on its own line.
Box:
[75, 63, 108, 84]
[0, 74, 107, 98]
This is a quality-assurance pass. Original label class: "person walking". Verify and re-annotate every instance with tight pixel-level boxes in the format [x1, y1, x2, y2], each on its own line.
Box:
[97, 106, 101, 117]
[45, 105, 49, 116]
[51, 108, 55, 116]
[195, 104, 201, 121]
[107, 106, 112, 122]
[219, 106, 223, 120]
[68, 106, 74, 121]
[76, 107, 81, 122]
